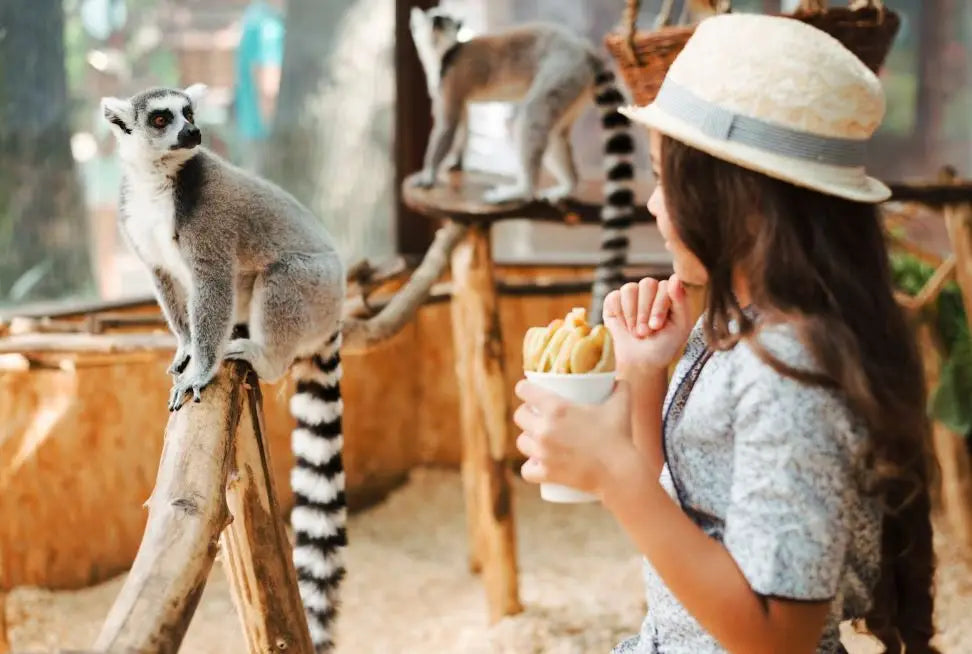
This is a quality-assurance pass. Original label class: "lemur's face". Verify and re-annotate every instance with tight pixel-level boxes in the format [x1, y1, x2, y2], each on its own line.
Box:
[410, 7, 462, 53]
[101, 85, 206, 165]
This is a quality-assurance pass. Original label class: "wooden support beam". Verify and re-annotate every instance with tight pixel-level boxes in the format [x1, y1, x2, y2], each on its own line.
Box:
[221, 370, 314, 653]
[450, 224, 523, 622]
[94, 363, 246, 654]
[916, 323, 972, 547]
[0, 591, 8, 654]
[943, 202, 972, 334]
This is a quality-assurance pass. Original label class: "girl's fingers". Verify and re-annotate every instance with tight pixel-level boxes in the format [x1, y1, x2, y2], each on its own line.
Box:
[635, 277, 660, 336]
[649, 281, 671, 330]
[515, 432, 539, 459]
[602, 289, 622, 323]
[520, 457, 547, 484]
[512, 402, 540, 433]
[620, 282, 639, 331]
[666, 274, 691, 328]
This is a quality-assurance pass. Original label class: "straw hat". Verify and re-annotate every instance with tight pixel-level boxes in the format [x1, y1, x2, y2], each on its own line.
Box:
[620, 13, 891, 203]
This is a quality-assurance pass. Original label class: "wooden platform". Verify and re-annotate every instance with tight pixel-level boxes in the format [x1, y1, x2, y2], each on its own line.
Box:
[402, 170, 655, 224]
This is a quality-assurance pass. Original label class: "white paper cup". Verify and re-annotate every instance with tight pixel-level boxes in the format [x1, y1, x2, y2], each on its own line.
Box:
[523, 370, 617, 503]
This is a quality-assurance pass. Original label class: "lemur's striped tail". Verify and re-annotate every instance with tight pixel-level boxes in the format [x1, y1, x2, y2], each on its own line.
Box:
[289, 330, 346, 653]
[590, 64, 636, 324]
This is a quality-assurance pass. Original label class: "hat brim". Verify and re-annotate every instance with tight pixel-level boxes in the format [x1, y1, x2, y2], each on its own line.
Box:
[621, 104, 891, 204]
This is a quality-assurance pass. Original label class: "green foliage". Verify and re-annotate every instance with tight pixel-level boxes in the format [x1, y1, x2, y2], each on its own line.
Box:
[890, 252, 972, 437]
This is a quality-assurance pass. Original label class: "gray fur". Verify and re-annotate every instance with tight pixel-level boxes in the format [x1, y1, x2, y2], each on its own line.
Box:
[409, 8, 636, 322]
[409, 8, 609, 205]
[103, 85, 349, 653]
[103, 86, 346, 409]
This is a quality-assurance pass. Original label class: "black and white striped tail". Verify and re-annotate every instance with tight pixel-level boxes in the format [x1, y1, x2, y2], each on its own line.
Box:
[590, 64, 636, 324]
[289, 330, 346, 653]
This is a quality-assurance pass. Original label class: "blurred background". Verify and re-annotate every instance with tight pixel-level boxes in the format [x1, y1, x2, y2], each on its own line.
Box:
[1, 0, 970, 311]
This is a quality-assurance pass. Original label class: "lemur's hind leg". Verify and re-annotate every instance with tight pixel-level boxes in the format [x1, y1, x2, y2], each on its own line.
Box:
[539, 92, 587, 204]
[224, 256, 342, 383]
[539, 132, 576, 204]
[483, 66, 591, 205]
[444, 114, 468, 172]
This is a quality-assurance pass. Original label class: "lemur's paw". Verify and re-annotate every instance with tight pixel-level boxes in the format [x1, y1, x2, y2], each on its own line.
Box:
[539, 185, 574, 204]
[482, 184, 531, 205]
[445, 155, 464, 172]
[410, 171, 437, 189]
[167, 348, 191, 376]
[224, 339, 287, 382]
[167, 368, 216, 411]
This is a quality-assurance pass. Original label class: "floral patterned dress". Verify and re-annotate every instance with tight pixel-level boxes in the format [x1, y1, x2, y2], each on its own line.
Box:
[612, 316, 882, 654]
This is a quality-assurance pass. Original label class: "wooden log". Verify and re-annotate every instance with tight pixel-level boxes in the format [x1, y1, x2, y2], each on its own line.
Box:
[0, 591, 8, 654]
[943, 202, 972, 334]
[93, 363, 244, 654]
[0, 332, 176, 354]
[343, 222, 467, 351]
[916, 323, 972, 547]
[449, 224, 523, 622]
[221, 369, 314, 653]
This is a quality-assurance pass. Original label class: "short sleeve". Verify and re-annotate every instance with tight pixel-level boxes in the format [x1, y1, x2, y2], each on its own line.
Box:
[723, 329, 860, 601]
[256, 18, 285, 66]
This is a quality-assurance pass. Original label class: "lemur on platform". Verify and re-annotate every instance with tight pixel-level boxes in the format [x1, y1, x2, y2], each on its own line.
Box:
[409, 6, 636, 319]
[101, 85, 347, 653]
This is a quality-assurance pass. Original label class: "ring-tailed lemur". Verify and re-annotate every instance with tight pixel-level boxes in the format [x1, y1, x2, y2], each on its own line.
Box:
[101, 85, 346, 652]
[408, 7, 635, 322]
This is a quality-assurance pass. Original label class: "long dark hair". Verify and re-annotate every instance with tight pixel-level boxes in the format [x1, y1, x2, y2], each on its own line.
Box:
[660, 135, 938, 653]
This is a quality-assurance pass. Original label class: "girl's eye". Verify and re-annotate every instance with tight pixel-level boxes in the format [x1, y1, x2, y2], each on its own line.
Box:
[153, 115, 168, 128]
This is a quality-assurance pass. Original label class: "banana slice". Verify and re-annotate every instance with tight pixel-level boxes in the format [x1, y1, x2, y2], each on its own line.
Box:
[552, 326, 587, 373]
[591, 326, 615, 373]
[522, 327, 547, 371]
[522, 308, 615, 374]
[570, 324, 607, 373]
[537, 323, 571, 372]
[564, 307, 587, 329]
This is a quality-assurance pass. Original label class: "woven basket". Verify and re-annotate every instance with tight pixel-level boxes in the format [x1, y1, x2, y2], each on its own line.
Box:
[605, 0, 901, 106]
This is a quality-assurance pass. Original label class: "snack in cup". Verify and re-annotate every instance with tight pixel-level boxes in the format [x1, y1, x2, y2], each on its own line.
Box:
[521, 307, 616, 503]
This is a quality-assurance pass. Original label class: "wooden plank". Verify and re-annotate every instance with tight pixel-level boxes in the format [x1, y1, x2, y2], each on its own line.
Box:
[0, 332, 176, 354]
[449, 225, 523, 622]
[943, 202, 972, 334]
[93, 363, 244, 654]
[887, 182, 972, 206]
[221, 369, 314, 654]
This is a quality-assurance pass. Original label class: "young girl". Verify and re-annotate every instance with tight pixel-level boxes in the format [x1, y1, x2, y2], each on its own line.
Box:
[513, 13, 937, 654]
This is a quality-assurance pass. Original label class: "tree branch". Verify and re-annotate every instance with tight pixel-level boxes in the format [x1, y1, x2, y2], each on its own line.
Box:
[342, 221, 466, 350]
[93, 363, 246, 654]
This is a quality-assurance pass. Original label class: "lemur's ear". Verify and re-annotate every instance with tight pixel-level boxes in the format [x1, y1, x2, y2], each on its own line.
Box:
[410, 6, 429, 31]
[101, 97, 134, 135]
[183, 83, 208, 106]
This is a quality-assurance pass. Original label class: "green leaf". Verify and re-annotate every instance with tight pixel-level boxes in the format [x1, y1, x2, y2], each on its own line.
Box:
[929, 335, 972, 437]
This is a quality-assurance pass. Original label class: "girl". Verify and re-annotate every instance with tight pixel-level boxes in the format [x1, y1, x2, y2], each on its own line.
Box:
[513, 13, 937, 654]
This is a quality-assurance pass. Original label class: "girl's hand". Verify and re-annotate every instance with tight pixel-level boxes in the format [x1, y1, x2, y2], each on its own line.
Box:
[603, 274, 695, 376]
[513, 378, 638, 497]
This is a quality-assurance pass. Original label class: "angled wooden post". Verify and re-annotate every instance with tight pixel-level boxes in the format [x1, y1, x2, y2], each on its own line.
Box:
[220, 370, 314, 653]
[94, 363, 243, 654]
[93, 362, 314, 654]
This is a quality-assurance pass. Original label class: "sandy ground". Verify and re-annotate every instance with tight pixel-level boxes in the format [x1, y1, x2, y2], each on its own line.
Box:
[6, 468, 972, 653]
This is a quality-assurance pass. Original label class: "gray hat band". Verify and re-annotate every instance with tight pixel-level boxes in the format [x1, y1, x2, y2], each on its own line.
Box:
[654, 78, 869, 168]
